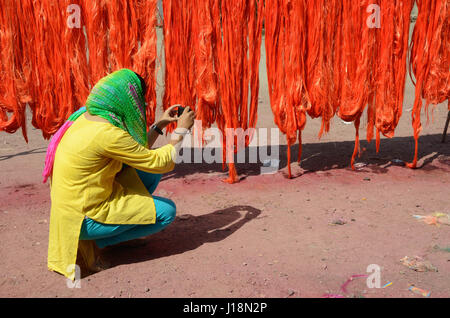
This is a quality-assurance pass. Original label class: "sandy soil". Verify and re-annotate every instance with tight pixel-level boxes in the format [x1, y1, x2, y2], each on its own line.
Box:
[0, 30, 449, 298]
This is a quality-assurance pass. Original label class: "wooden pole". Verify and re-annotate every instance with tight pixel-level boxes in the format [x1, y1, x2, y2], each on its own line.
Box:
[443, 109, 450, 143]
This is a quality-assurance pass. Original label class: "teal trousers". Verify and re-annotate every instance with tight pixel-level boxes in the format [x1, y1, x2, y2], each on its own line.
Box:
[79, 170, 176, 248]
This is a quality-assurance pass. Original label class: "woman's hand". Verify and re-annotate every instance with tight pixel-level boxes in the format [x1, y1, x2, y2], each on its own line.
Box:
[177, 106, 195, 130]
[155, 104, 181, 129]
[169, 106, 195, 147]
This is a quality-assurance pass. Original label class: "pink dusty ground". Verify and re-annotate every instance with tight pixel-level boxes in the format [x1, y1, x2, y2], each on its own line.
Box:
[0, 32, 449, 298]
[1, 107, 449, 298]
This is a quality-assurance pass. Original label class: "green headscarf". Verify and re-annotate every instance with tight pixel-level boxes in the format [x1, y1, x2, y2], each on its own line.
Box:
[43, 69, 148, 183]
[85, 69, 148, 147]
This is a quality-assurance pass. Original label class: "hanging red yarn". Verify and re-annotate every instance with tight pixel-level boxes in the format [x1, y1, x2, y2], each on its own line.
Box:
[162, 0, 221, 136]
[83, 0, 158, 127]
[0, 0, 158, 139]
[81, 0, 109, 86]
[162, 0, 196, 130]
[193, 0, 220, 132]
[215, 0, 264, 183]
[305, 0, 340, 139]
[367, 0, 414, 152]
[265, 0, 311, 178]
[0, 0, 29, 141]
[162, 0, 262, 183]
[105, 0, 140, 71]
[133, 0, 159, 127]
[0, 0, 89, 139]
[335, 0, 377, 170]
[1, 0, 449, 182]
[27, 0, 90, 138]
[68, 4, 90, 110]
[408, 0, 450, 168]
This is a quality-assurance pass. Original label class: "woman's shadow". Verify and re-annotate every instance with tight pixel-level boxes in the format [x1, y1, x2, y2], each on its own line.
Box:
[101, 205, 261, 268]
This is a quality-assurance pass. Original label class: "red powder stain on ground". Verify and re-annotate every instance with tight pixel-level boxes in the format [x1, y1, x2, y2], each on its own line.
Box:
[0, 74, 449, 297]
[2, 153, 449, 298]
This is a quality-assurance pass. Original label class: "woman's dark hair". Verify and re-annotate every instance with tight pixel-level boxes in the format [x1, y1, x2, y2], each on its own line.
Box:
[134, 72, 147, 95]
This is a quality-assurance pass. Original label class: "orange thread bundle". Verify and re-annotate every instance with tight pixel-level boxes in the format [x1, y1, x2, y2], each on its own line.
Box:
[265, 0, 311, 178]
[408, 0, 450, 168]
[0, 0, 448, 182]
[215, 0, 264, 183]
[133, 0, 159, 127]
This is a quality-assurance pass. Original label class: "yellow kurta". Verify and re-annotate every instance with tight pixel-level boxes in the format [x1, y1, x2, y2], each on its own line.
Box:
[48, 113, 175, 280]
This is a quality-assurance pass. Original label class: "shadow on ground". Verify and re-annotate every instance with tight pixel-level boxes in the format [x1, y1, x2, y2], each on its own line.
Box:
[93, 205, 261, 274]
[0, 147, 47, 161]
[162, 133, 449, 181]
[1, 135, 447, 179]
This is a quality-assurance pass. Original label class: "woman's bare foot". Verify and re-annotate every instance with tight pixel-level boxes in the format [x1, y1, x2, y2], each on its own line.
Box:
[88, 255, 111, 273]
[88, 242, 111, 272]
[77, 240, 111, 274]
[112, 237, 149, 248]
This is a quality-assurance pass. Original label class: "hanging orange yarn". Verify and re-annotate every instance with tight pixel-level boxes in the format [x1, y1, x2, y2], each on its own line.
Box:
[305, 0, 340, 139]
[193, 0, 220, 132]
[215, 0, 264, 183]
[81, 0, 158, 128]
[0, 0, 90, 139]
[0, 0, 29, 141]
[162, 0, 196, 131]
[162, 0, 262, 183]
[162, 0, 221, 131]
[334, 0, 376, 170]
[367, 0, 414, 152]
[1, 0, 449, 182]
[105, 0, 140, 71]
[27, 0, 90, 138]
[0, 0, 159, 139]
[76, 0, 159, 130]
[67, 2, 91, 110]
[408, 0, 450, 168]
[81, 0, 109, 86]
[265, 0, 311, 178]
[133, 0, 159, 127]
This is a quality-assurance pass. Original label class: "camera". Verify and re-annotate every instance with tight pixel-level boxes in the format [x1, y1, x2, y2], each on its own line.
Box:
[177, 106, 186, 117]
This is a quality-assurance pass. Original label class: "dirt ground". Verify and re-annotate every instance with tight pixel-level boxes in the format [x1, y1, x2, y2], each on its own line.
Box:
[0, 29, 449, 298]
